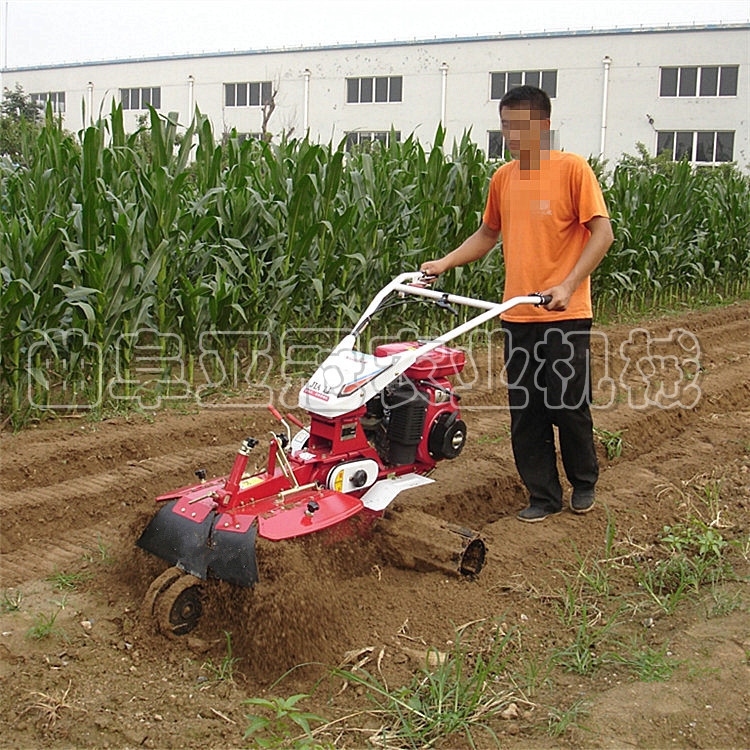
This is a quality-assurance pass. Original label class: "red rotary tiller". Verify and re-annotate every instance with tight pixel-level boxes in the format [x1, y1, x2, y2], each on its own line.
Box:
[138, 272, 550, 636]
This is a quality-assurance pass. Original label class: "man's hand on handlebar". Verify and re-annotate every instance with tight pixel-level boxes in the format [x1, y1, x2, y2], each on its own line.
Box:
[419, 259, 448, 278]
[412, 272, 438, 288]
[538, 283, 573, 311]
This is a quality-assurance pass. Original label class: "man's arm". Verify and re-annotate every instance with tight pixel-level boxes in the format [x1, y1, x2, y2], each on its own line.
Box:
[420, 222, 500, 277]
[542, 216, 614, 311]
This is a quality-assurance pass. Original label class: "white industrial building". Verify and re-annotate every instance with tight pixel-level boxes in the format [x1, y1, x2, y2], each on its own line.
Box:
[3, 23, 749, 166]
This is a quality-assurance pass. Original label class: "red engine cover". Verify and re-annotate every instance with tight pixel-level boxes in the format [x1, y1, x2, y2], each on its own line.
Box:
[374, 342, 466, 379]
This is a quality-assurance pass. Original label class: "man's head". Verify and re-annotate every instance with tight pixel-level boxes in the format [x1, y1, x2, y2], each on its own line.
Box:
[499, 85, 551, 120]
[499, 85, 551, 161]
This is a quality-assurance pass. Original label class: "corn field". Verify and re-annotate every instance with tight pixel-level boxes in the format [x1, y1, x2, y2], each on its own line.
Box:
[1, 107, 749, 426]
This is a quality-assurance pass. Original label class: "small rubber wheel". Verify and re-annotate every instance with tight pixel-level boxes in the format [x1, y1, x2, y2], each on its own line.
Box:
[155, 574, 204, 638]
[142, 566, 183, 619]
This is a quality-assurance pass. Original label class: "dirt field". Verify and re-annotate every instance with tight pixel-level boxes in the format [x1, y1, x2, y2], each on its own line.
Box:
[1, 302, 749, 749]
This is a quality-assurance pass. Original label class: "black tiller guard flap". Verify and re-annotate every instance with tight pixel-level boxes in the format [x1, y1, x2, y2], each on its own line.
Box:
[137, 500, 259, 587]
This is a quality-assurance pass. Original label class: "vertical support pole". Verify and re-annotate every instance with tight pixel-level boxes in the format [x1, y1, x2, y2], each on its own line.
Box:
[600, 56, 612, 158]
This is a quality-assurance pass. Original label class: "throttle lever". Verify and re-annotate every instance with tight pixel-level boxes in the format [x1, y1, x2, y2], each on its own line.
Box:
[436, 292, 459, 317]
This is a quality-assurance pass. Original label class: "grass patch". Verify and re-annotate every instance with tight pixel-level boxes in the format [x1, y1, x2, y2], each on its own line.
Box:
[18, 681, 86, 731]
[1, 588, 23, 613]
[202, 631, 242, 685]
[82, 535, 114, 566]
[594, 427, 627, 460]
[26, 608, 64, 641]
[46, 569, 92, 591]
[612, 639, 683, 682]
[331, 619, 524, 748]
[547, 697, 590, 738]
[551, 604, 622, 676]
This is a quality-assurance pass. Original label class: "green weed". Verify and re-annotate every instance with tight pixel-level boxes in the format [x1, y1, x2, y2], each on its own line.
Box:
[635, 557, 694, 615]
[613, 639, 682, 682]
[26, 608, 64, 640]
[707, 587, 745, 618]
[635, 478, 734, 615]
[477, 429, 509, 445]
[46, 569, 92, 591]
[243, 693, 327, 749]
[594, 427, 627, 460]
[331, 620, 521, 748]
[82, 535, 114, 565]
[1, 588, 23, 612]
[511, 652, 553, 699]
[547, 698, 590, 738]
[202, 631, 242, 685]
[552, 604, 622, 675]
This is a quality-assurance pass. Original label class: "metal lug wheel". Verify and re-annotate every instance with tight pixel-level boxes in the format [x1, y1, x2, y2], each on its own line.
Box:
[154, 573, 204, 638]
[142, 566, 183, 620]
[143, 566, 205, 638]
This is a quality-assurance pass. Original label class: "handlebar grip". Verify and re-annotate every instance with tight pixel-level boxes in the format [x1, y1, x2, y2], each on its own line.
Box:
[411, 272, 438, 288]
[533, 293, 553, 306]
[267, 404, 283, 421]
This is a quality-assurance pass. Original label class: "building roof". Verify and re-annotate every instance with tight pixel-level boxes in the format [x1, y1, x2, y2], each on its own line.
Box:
[3, 22, 749, 73]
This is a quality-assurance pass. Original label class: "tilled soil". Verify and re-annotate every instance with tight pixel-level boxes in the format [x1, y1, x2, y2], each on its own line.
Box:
[1, 302, 749, 748]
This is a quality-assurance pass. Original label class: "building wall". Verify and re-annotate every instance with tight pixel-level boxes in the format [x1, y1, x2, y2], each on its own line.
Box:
[3, 24, 748, 167]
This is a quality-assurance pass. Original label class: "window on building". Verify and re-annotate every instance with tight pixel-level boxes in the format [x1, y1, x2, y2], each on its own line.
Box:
[488, 131, 505, 159]
[346, 77, 403, 103]
[659, 66, 739, 97]
[490, 70, 558, 100]
[224, 81, 274, 107]
[345, 130, 401, 151]
[121, 87, 161, 110]
[656, 130, 735, 163]
[31, 91, 66, 115]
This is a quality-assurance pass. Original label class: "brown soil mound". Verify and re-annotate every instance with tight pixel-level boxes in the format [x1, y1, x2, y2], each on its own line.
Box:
[1, 301, 748, 748]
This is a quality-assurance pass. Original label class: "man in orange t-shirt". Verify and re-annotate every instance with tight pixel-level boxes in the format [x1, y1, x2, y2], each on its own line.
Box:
[421, 85, 614, 522]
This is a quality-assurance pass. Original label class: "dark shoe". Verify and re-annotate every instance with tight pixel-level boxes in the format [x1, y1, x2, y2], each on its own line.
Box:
[571, 489, 595, 514]
[517, 505, 562, 523]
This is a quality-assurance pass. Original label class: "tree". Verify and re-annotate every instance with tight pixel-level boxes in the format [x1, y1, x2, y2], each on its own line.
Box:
[1, 84, 44, 160]
[2, 84, 43, 123]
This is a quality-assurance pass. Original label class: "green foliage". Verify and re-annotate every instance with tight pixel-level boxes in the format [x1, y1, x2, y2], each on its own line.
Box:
[594, 427, 627, 460]
[46, 569, 92, 591]
[82, 536, 114, 566]
[597, 144, 750, 316]
[26, 608, 63, 640]
[332, 621, 519, 748]
[1, 84, 43, 122]
[552, 603, 622, 675]
[547, 698, 590, 738]
[1, 113, 748, 426]
[202, 631, 241, 684]
[611, 639, 682, 682]
[1, 588, 23, 612]
[1, 85, 44, 161]
[635, 491, 733, 614]
[243, 693, 327, 749]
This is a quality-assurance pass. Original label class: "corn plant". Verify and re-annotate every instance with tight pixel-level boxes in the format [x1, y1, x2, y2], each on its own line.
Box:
[2, 112, 748, 427]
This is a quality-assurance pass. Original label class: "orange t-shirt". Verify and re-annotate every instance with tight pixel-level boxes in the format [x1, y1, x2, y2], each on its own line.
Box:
[483, 150, 609, 323]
